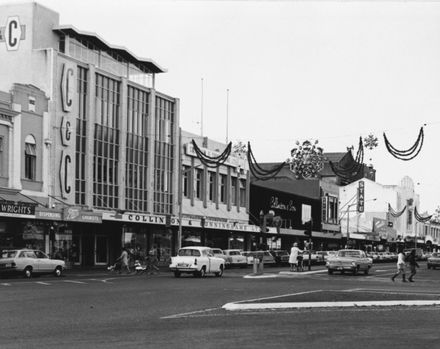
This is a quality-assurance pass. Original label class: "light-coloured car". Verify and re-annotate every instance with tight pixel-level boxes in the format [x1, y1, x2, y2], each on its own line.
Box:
[0, 249, 66, 278]
[223, 249, 248, 268]
[210, 248, 229, 264]
[169, 246, 225, 278]
[242, 251, 276, 265]
[326, 249, 373, 275]
[427, 252, 440, 269]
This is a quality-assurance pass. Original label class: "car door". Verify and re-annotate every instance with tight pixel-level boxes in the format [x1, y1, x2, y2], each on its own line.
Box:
[35, 250, 52, 273]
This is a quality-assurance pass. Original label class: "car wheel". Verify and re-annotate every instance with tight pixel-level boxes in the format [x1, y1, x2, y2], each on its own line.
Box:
[427, 265, 431, 269]
[215, 265, 224, 277]
[24, 267, 32, 278]
[54, 266, 63, 277]
[174, 271, 181, 278]
[364, 267, 370, 275]
[353, 266, 359, 276]
[327, 269, 333, 275]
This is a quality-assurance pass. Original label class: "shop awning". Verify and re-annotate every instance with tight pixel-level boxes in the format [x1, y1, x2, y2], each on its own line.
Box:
[0, 190, 39, 205]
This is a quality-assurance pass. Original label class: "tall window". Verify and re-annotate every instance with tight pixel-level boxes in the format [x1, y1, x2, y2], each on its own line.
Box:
[231, 177, 237, 205]
[195, 169, 203, 200]
[183, 166, 190, 198]
[75, 66, 87, 205]
[153, 95, 175, 214]
[126, 86, 149, 212]
[208, 172, 215, 202]
[24, 135, 36, 180]
[220, 174, 227, 204]
[239, 179, 246, 207]
[93, 73, 120, 209]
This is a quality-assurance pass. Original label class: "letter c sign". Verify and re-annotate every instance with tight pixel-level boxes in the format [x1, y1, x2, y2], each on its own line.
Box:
[5, 17, 22, 51]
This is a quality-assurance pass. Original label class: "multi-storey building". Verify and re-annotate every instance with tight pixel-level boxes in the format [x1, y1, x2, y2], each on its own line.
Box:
[0, 2, 180, 267]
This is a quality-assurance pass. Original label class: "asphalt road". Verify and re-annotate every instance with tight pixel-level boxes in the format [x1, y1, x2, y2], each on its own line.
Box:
[1, 262, 439, 349]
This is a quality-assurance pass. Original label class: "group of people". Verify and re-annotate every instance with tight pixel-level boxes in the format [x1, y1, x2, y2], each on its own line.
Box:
[108, 247, 159, 275]
[391, 248, 419, 282]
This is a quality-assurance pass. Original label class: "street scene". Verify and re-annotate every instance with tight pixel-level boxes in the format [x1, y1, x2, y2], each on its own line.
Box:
[2, 260, 440, 348]
[1, 0, 440, 347]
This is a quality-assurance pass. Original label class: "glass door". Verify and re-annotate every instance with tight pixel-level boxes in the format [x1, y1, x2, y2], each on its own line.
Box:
[95, 235, 108, 265]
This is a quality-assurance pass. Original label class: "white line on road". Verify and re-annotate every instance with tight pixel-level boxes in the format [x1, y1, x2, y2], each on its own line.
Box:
[35, 281, 51, 286]
[223, 300, 440, 311]
[232, 290, 324, 305]
[161, 307, 220, 319]
[1, 283, 11, 286]
[63, 280, 86, 284]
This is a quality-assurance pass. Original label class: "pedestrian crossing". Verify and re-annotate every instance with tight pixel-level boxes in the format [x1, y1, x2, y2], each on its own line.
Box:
[0, 278, 117, 287]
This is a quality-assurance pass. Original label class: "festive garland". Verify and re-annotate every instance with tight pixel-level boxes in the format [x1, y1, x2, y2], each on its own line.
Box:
[191, 139, 232, 168]
[329, 137, 365, 181]
[388, 204, 407, 218]
[414, 206, 432, 223]
[247, 142, 286, 181]
[383, 126, 424, 161]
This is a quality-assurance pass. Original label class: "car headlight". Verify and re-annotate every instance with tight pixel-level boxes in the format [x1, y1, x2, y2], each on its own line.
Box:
[351, 262, 356, 266]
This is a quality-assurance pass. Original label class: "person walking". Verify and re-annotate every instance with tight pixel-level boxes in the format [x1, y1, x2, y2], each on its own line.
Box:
[118, 247, 131, 274]
[391, 247, 407, 282]
[407, 249, 419, 282]
[289, 242, 302, 272]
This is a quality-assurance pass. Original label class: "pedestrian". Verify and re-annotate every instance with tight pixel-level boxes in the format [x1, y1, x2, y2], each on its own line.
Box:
[391, 247, 407, 282]
[118, 247, 131, 274]
[289, 242, 302, 272]
[407, 249, 419, 282]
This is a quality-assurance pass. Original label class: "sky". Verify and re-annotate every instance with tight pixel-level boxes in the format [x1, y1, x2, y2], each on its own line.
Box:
[4, 0, 440, 214]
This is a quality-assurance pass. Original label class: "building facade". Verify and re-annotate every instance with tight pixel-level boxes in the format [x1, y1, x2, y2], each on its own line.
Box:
[0, 2, 180, 267]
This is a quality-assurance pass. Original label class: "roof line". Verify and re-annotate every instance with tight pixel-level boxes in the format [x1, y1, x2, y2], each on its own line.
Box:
[53, 24, 167, 73]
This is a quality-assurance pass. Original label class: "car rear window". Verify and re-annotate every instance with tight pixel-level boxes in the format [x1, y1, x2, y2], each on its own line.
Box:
[230, 251, 240, 256]
[338, 251, 361, 258]
[178, 249, 201, 257]
[1, 251, 17, 258]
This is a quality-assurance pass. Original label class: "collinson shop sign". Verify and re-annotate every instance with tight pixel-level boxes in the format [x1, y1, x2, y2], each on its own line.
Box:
[35, 207, 102, 224]
[102, 212, 260, 232]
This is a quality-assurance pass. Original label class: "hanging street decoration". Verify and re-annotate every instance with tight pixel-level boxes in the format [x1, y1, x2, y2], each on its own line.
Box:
[232, 141, 247, 158]
[383, 126, 424, 161]
[329, 137, 364, 182]
[191, 139, 232, 168]
[288, 139, 325, 179]
[364, 134, 379, 150]
[388, 203, 407, 218]
[247, 142, 286, 181]
[414, 206, 433, 223]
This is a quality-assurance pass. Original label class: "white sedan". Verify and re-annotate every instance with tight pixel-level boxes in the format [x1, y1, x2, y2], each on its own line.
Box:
[0, 249, 66, 278]
[169, 246, 225, 278]
[223, 249, 248, 268]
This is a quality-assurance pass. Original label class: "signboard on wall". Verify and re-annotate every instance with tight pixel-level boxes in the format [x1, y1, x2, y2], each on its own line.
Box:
[58, 62, 77, 200]
[0, 16, 26, 51]
[357, 181, 365, 213]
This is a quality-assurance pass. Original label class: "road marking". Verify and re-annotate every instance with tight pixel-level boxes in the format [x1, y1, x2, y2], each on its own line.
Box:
[161, 307, 220, 319]
[63, 280, 86, 284]
[35, 281, 51, 286]
[231, 290, 323, 305]
[87, 278, 115, 283]
[223, 300, 440, 311]
[1, 283, 11, 286]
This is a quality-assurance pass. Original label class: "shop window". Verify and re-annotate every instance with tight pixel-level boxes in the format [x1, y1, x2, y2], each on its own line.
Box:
[24, 135, 36, 180]
[231, 177, 237, 205]
[183, 166, 190, 198]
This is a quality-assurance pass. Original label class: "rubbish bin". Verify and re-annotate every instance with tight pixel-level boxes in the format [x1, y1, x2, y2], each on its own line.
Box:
[253, 256, 264, 275]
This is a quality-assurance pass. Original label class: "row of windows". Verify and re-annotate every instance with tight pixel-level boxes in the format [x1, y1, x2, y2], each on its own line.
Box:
[183, 166, 246, 208]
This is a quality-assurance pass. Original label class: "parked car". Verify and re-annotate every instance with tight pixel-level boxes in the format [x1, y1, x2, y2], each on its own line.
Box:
[316, 251, 337, 264]
[301, 250, 320, 264]
[242, 251, 276, 265]
[326, 249, 373, 275]
[210, 248, 229, 264]
[169, 246, 225, 278]
[223, 249, 248, 268]
[0, 249, 66, 278]
[270, 250, 290, 265]
[427, 252, 440, 269]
